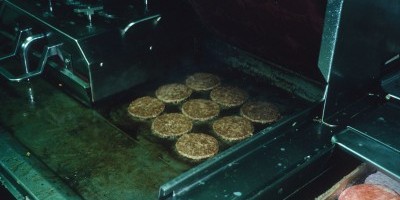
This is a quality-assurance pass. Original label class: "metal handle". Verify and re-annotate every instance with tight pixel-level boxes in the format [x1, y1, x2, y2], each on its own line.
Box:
[0, 28, 32, 61]
[0, 43, 63, 82]
[20, 33, 48, 74]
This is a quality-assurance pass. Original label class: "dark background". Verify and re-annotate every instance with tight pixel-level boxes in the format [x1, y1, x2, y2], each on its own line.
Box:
[187, 0, 327, 81]
[0, 185, 14, 200]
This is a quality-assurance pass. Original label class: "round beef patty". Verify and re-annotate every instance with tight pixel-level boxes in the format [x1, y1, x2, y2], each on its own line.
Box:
[175, 133, 219, 161]
[151, 113, 193, 139]
[128, 96, 165, 119]
[210, 86, 248, 108]
[240, 101, 281, 124]
[185, 72, 221, 91]
[339, 184, 400, 200]
[155, 83, 192, 104]
[212, 116, 254, 142]
[182, 99, 220, 121]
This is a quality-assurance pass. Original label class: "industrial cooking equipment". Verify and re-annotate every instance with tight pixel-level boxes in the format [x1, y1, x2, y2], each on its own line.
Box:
[0, 0, 161, 104]
[0, 0, 399, 199]
[320, 0, 400, 182]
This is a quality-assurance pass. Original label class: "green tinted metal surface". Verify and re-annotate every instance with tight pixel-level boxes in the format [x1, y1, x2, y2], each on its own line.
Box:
[161, 120, 335, 200]
[319, 0, 400, 122]
[0, 78, 191, 199]
[0, 60, 313, 199]
[332, 127, 400, 181]
[332, 103, 400, 181]
[0, 128, 81, 200]
[0, 31, 319, 198]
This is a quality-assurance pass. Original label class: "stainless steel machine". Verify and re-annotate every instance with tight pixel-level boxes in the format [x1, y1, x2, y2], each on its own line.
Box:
[0, 0, 161, 104]
[0, 0, 399, 199]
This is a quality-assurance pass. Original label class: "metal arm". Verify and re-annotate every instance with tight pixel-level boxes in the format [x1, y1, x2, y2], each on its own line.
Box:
[20, 33, 48, 74]
[0, 43, 63, 82]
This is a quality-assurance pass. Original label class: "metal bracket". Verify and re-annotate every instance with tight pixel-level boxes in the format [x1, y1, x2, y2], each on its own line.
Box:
[20, 33, 49, 74]
[74, 6, 103, 27]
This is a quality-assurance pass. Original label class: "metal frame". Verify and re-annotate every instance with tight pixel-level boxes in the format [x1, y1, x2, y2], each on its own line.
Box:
[319, 0, 400, 124]
[320, 0, 400, 181]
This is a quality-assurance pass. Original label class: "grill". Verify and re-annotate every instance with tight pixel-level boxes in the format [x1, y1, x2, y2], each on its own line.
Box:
[0, 0, 399, 199]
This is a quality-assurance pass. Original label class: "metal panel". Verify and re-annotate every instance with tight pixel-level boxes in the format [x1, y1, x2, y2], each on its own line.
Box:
[319, 0, 400, 123]
[332, 127, 400, 181]
[332, 102, 400, 181]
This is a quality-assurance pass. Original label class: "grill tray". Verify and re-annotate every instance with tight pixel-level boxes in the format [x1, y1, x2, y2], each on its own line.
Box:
[96, 62, 311, 163]
[0, 60, 311, 199]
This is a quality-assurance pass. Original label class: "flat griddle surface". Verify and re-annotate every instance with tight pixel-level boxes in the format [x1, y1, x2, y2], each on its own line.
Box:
[0, 78, 191, 199]
[96, 63, 311, 160]
[0, 62, 311, 199]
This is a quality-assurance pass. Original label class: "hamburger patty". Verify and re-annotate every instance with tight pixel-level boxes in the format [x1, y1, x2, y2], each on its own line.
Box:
[210, 86, 248, 107]
[212, 116, 254, 142]
[128, 96, 165, 119]
[175, 133, 219, 161]
[339, 184, 400, 200]
[182, 99, 220, 121]
[151, 113, 193, 139]
[155, 83, 192, 103]
[240, 101, 281, 124]
[185, 72, 221, 91]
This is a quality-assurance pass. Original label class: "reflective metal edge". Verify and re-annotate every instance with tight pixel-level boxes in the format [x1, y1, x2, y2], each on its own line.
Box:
[0, 127, 82, 200]
[317, 0, 343, 83]
[320, 0, 400, 123]
[318, 0, 343, 122]
[332, 126, 400, 181]
[158, 104, 322, 199]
